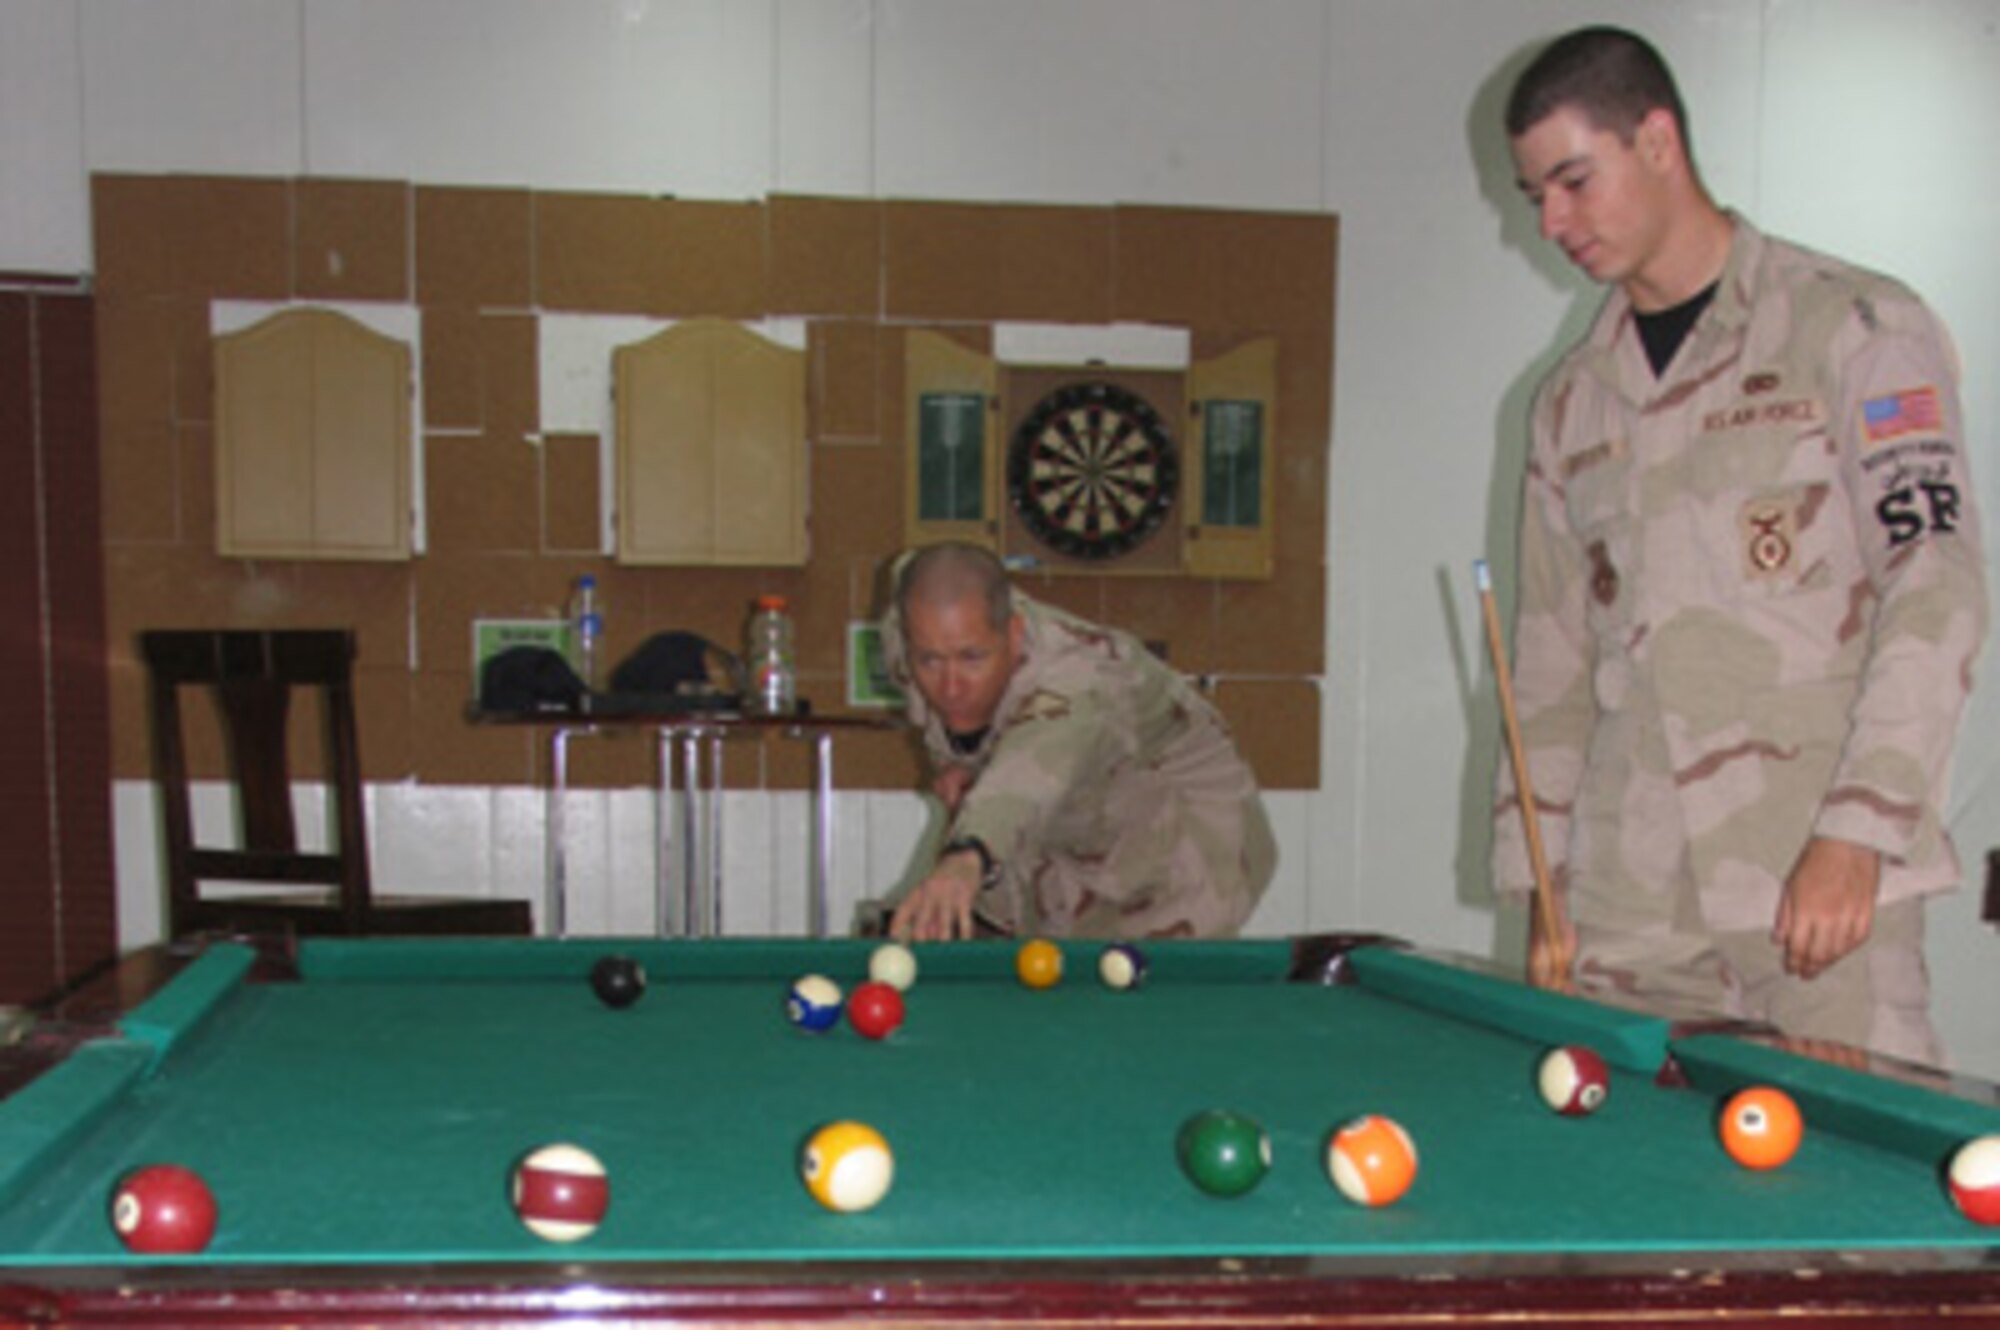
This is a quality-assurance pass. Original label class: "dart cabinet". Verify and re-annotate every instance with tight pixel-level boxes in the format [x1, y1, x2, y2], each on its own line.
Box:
[904, 331, 1276, 579]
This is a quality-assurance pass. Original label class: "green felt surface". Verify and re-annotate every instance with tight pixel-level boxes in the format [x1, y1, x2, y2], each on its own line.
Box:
[0, 938, 1993, 1267]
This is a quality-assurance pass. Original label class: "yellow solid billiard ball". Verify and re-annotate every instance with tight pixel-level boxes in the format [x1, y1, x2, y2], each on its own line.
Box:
[1014, 939, 1063, 989]
[800, 1121, 894, 1213]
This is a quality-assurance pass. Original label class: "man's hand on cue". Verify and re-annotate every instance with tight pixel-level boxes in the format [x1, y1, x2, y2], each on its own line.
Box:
[889, 849, 985, 942]
[1774, 835, 1879, 980]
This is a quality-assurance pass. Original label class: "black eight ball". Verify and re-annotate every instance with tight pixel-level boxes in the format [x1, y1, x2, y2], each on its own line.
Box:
[590, 954, 647, 1009]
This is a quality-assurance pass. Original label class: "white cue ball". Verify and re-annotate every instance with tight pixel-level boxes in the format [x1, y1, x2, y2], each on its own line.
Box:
[868, 942, 918, 992]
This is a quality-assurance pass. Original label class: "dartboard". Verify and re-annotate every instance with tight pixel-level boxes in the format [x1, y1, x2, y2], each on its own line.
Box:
[1007, 382, 1178, 561]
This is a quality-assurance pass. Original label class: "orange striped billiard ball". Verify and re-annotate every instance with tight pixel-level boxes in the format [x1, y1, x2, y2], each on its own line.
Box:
[1719, 1087, 1803, 1170]
[1326, 1114, 1419, 1207]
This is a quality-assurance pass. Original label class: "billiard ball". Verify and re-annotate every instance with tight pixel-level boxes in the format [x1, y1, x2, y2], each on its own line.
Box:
[787, 974, 844, 1032]
[1176, 1109, 1271, 1197]
[1946, 1134, 2000, 1225]
[1327, 1114, 1419, 1206]
[868, 942, 918, 992]
[110, 1163, 218, 1254]
[1015, 939, 1064, 989]
[1537, 1045, 1610, 1116]
[1719, 1086, 1804, 1170]
[800, 1120, 894, 1213]
[589, 954, 647, 1009]
[511, 1143, 609, 1243]
[1097, 943, 1148, 991]
[847, 980, 907, 1040]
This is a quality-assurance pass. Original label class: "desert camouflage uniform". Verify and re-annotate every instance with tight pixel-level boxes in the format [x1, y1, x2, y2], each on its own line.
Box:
[1493, 216, 1988, 1060]
[884, 590, 1276, 938]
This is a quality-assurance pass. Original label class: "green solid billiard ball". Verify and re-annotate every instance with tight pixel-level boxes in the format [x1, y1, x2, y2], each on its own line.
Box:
[1176, 1109, 1271, 1197]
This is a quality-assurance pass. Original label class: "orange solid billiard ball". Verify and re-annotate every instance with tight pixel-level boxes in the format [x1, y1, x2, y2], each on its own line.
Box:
[1719, 1086, 1803, 1170]
[1015, 939, 1063, 989]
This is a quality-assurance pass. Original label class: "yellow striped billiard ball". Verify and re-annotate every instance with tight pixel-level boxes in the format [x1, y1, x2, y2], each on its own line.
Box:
[800, 1121, 895, 1213]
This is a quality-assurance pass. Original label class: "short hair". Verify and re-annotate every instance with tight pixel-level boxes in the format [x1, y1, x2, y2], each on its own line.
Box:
[895, 542, 1012, 632]
[1505, 26, 1690, 150]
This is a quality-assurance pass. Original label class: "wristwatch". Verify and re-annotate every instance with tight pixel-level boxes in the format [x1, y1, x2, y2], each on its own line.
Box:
[941, 835, 1000, 888]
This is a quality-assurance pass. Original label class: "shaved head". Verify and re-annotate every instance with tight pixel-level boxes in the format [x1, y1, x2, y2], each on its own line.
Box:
[896, 542, 1012, 631]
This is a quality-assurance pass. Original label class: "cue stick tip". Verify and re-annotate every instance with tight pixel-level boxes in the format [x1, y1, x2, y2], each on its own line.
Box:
[1473, 559, 1491, 592]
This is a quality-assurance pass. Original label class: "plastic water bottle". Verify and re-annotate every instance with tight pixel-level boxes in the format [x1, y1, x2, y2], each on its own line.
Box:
[570, 574, 603, 701]
[745, 594, 796, 715]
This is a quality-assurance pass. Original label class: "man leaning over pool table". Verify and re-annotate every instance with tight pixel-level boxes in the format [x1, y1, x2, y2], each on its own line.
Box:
[881, 542, 1276, 943]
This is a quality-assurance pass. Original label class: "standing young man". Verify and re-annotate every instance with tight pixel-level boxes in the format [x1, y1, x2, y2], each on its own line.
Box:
[1493, 27, 1987, 1061]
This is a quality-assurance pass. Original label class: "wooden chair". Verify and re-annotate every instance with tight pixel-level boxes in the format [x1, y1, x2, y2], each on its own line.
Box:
[141, 629, 532, 938]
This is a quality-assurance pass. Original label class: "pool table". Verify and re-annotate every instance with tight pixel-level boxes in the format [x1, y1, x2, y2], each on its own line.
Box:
[0, 934, 1995, 1327]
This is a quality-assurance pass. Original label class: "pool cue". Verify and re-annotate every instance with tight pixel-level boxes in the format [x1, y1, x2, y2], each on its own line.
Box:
[1473, 559, 1571, 979]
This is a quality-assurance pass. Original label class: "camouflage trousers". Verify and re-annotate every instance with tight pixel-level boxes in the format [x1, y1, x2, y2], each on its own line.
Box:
[1567, 703, 1942, 1066]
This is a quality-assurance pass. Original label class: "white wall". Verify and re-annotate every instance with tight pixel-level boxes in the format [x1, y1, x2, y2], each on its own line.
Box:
[5, 0, 1994, 1075]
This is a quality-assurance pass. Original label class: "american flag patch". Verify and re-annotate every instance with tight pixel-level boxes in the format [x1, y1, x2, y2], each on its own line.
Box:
[1862, 385, 1942, 443]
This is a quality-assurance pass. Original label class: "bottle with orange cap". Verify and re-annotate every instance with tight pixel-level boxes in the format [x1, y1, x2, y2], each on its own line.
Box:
[745, 594, 796, 715]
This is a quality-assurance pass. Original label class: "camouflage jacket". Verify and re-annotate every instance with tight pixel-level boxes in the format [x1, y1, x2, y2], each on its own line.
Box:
[884, 590, 1275, 938]
[1494, 216, 1988, 931]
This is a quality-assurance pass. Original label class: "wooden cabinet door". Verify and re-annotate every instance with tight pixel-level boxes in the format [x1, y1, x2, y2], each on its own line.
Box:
[215, 309, 412, 560]
[615, 319, 807, 566]
[1185, 337, 1277, 580]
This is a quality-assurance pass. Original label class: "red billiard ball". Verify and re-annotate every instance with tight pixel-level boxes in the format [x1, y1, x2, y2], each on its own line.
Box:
[847, 980, 906, 1040]
[1947, 1134, 2000, 1225]
[511, 1143, 610, 1243]
[110, 1164, 218, 1254]
[1537, 1045, 1610, 1116]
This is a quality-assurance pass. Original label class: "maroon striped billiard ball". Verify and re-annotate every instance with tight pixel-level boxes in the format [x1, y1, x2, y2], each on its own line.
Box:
[511, 1143, 610, 1243]
[110, 1163, 218, 1254]
[1947, 1134, 2000, 1225]
[1537, 1045, 1610, 1116]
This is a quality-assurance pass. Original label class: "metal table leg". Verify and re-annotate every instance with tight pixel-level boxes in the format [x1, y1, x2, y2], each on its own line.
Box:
[655, 727, 674, 937]
[812, 730, 834, 937]
[545, 728, 571, 938]
[707, 731, 725, 937]
[678, 731, 701, 937]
